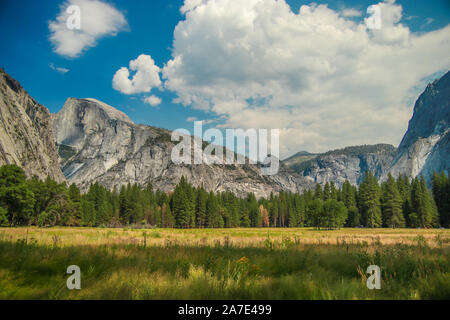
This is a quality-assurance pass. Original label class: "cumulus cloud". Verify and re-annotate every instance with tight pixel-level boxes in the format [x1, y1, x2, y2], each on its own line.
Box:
[144, 95, 162, 106]
[49, 0, 127, 58]
[49, 63, 70, 74]
[161, 0, 450, 158]
[113, 54, 162, 94]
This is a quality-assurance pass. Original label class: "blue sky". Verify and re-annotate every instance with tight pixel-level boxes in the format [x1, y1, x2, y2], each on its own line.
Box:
[0, 0, 449, 157]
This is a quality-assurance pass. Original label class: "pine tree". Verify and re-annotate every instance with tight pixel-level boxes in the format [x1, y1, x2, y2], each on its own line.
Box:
[173, 177, 190, 228]
[323, 182, 331, 201]
[308, 198, 324, 229]
[358, 171, 382, 227]
[247, 193, 260, 227]
[294, 195, 305, 227]
[206, 192, 223, 228]
[381, 174, 405, 228]
[410, 176, 439, 228]
[432, 172, 449, 228]
[119, 185, 132, 225]
[269, 198, 279, 227]
[288, 202, 296, 227]
[80, 197, 95, 226]
[195, 187, 208, 228]
[314, 183, 323, 200]
[330, 182, 338, 200]
[341, 180, 359, 227]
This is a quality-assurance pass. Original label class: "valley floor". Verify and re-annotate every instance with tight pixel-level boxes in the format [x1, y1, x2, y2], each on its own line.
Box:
[0, 227, 449, 299]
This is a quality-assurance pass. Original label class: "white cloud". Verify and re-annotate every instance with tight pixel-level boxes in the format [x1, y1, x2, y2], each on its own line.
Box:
[49, 63, 70, 74]
[113, 54, 162, 94]
[186, 117, 219, 125]
[162, 0, 450, 158]
[341, 8, 362, 18]
[49, 0, 127, 58]
[144, 95, 162, 107]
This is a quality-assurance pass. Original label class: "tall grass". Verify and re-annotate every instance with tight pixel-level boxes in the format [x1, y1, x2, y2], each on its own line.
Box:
[0, 227, 448, 299]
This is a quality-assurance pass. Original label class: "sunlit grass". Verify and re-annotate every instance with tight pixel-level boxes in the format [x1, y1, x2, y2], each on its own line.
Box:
[0, 227, 448, 300]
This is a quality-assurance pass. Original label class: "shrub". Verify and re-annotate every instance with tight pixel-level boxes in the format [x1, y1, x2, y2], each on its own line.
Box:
[37, 211, 51, 227]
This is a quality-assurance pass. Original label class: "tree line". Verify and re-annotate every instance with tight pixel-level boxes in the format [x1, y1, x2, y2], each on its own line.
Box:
[0, 164, 448, 229]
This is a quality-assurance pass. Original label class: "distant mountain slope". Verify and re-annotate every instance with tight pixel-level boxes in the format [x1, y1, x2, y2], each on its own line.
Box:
[53, 98, 313, 198]
[283, 144, 397, 187]
[0, 69, 64, 182]
[283, 151, 318, 169]
[385, 70, 450, 183]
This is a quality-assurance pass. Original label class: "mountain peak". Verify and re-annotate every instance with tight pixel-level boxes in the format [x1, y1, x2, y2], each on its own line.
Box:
[65, 98, 134, 125]
[386, 70, 450, 183]
[398, 70, 450, 152]
[54, 97, 135, 151]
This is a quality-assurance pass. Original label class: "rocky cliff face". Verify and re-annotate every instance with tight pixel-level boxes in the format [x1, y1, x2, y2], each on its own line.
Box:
[284, 144, 397, 187]
[0, 69, 65, 182]
[385, 71, 450, 183]
[54, 98, 313, 198]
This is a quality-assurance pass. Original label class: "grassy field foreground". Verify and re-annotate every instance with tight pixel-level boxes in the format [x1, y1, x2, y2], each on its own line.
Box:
[0, 227, 449, 299]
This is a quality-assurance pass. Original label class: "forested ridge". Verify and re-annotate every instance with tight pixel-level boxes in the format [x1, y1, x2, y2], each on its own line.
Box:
[0, 164, 448, 229]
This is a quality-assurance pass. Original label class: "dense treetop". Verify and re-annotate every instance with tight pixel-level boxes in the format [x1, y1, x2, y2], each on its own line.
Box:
[0, 164, 447, 229]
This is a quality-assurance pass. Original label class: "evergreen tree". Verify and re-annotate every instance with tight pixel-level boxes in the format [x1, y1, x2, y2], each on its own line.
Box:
[346, 206, 360, 227]
[269, 197, 279, 227]
[294, 195, 305, 227]
[0, 162, 445, 230]
[358, 171, 382, 227]
[323, 182, 331, 201]
[206, 192, 223, 228]
[330, 182, 338, 200]
[308, 198, 324, 229]
[397, 175, 412, 226]
[314, 183, 323, 200]
[410, 176, 439, 228]
[0, 165, 35, 226]
[247, 193, 260, 227]
[80, 197, 95, 226]
[173, 177, 190, 228]
[341, 180, 360, 227]
[195, 187, 208, 228]
[381, 174, 405, 228]
[68, 183, 81, 225]
[323, 199, 348, 229]
[432, 172, 449, 228]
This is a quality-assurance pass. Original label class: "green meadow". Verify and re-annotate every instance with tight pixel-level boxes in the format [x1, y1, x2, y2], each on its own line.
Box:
[0, 227, 449, 300]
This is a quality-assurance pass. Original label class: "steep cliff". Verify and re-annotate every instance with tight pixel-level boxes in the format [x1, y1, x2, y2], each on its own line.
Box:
[385, 71, 450, 183]
[54, 98, 312, 197]
[0, 69, 65, 182]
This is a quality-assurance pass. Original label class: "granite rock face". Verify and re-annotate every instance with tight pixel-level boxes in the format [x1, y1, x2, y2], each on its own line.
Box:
[0, 69, 65, 182]
[285, 71, 450, 187]
[385, 71, 450, 183]
[54, 98, 313, 197]
[284, 144, 397, 187]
